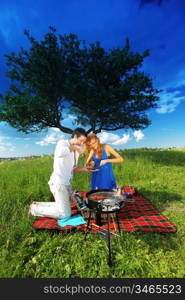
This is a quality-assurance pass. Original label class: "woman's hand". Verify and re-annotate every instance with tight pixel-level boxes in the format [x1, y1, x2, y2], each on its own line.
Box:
[85, 161, 95, 167]
[99, 159, 108, 166]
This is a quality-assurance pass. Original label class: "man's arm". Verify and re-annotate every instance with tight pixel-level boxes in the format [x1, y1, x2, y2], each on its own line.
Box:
[73, 167, 88, 173]
[54, 140, 70, 158]
[55, 141, 81, 158]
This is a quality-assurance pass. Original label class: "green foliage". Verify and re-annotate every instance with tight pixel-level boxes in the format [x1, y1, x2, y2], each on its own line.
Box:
[0, 27, 160, 134]
[0, 149, 185, 278]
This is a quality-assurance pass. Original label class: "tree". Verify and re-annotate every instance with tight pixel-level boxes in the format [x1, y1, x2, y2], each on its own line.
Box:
[0, 27, 160, 135]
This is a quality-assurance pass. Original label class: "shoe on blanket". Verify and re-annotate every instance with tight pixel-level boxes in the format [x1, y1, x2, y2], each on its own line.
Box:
[78, 202, 88, 210]
[72, 193, 88, 211]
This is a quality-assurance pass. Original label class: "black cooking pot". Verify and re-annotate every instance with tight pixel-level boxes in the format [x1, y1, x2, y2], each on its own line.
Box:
[86, 189, 116, 209]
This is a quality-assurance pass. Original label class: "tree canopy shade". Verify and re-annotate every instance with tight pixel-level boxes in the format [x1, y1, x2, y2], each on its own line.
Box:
[0, 27, 160, 134]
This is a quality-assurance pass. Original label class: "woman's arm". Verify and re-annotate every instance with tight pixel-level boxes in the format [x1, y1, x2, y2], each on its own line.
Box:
[84, 149, 95, 166]
[100, 144, 124, 166]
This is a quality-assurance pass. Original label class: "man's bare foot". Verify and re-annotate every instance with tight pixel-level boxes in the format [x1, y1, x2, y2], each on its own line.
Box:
[27, 205, 32, 217]
[27, 202, 37, 217]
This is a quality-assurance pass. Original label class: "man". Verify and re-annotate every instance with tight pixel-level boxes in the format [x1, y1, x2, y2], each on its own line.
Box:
[29, 127, 87, 219]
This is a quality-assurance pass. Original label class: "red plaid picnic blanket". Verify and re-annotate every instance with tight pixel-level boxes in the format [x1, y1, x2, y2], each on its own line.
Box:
[32, 186, 177, 233]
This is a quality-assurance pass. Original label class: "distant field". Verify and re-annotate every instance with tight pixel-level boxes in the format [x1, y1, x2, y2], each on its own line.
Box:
[0, 148, 185, 278]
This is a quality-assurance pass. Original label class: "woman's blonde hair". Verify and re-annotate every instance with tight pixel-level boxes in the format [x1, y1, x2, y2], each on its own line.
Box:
[85, 133, 103, 159]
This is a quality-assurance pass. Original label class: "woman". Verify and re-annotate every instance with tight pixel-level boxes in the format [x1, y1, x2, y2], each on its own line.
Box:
[84, 134, 124, 190]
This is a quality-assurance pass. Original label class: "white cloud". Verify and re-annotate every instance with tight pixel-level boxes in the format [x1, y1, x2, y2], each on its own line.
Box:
[14, 137, 32, 141]
[112, 134, 131, 145]
[0, 136, 10, 142]
[0, 144, 6, 152]
[156, 90, 185, 114]
[0, 8, 21, 45]
[36, 128, 66, 146]
[0, 142, 16, 154]
[61, 114, 77, 127]
[133, 130, 144, 142]
[97, 131, 131, 145]
[97, 130, 145, 145]
[97, 132, 119, 144]
[68, 115, 76, 120]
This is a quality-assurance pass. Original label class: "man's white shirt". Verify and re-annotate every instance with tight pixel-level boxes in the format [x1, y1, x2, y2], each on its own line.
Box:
[48, 139, 80, 186]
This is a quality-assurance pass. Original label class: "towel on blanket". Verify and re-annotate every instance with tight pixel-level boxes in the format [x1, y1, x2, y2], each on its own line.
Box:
[57, 214, 86, 227]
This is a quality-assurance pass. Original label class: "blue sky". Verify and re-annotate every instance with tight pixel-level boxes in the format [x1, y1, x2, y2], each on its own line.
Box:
[0, 0, 185, 157]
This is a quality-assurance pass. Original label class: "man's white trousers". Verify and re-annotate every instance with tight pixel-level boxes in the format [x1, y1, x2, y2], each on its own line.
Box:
[30, 183, 71, 219]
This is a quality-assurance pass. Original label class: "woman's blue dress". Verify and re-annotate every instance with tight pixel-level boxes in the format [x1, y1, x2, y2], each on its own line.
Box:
[91, 149, 117, 190]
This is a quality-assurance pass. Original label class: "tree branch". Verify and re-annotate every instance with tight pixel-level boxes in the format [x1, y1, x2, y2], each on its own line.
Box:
[58, 124, 73, 134]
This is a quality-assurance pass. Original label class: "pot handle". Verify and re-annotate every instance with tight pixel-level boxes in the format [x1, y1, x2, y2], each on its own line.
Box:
[97, 203, 102, 212]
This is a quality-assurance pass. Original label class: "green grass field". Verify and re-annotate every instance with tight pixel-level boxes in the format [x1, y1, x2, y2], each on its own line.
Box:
[0, 148, 185, 278]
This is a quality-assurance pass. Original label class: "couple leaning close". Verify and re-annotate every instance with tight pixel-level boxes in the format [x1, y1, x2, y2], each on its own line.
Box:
[28, 127, 124, 219]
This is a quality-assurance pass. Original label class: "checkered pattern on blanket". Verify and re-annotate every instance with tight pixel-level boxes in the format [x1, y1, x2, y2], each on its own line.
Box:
[32, 186, 177, 233]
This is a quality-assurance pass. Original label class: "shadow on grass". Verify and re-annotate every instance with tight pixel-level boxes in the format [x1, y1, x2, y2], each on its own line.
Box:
[137, 188, 182, 207]
[138, 188, 184, 212]
[27, 187, 183, 261]
[114, 188, 183, 253]
[122, 230, 182, 253]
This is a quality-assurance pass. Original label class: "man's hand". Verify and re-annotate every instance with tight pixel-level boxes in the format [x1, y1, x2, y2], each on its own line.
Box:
[69, 145, 81, 152]
[73, 167, 89, 173]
